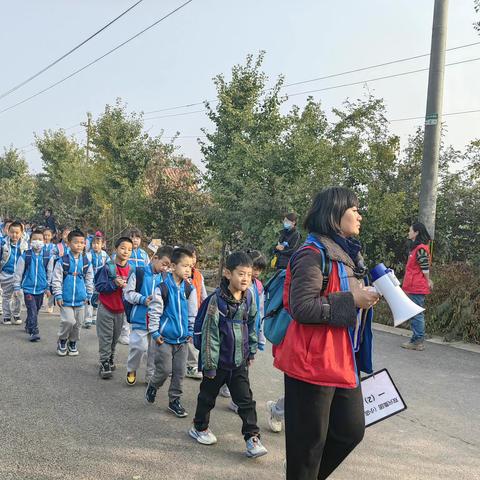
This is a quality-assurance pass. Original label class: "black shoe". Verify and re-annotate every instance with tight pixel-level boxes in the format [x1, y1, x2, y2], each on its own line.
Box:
[168, 398, 188, 418]
[3, 318, 11, 325]
[99, 361, 112, 379]
[109, 355, 116, 371]
[144, 385, 157, 405]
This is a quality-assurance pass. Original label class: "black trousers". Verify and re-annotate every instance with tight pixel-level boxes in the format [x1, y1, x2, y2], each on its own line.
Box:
[284, 374, 365, 480]
[193, 363, 260, 441]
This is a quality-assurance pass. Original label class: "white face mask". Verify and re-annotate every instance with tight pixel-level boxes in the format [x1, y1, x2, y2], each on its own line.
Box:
[31, 240, 44, 250]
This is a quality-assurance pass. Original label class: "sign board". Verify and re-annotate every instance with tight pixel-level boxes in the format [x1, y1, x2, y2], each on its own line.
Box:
[361, 369, 407, 427]
[147, 238, 162, 253]
[425, 113, 438, 126]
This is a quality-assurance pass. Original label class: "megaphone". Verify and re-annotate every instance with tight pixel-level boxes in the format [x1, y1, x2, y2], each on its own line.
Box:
[370, 263, 424, 327]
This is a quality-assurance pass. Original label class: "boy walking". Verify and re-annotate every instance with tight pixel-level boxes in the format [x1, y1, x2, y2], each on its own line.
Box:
[51, 230, 94, 356]
[189, 252, 267, 458]
[84, 231, 109, 328]
[0, 221, 27, 325]
[124, 246, 173, 385]
[144, 247, 197, 417]
[13, 229, 53, 341]
[95, 237, 133, 379]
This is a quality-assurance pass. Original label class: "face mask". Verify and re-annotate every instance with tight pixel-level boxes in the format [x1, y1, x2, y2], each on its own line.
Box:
[31, 240, 44, 250]
[283, 221, 293, 230]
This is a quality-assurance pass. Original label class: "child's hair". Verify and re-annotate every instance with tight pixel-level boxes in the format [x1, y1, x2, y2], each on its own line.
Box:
[31, 229, 44, 238]
[225, 251, 253, 272]
[8, 221, 24, 232]
[67, 229, 85, 242]
[129, 228, 142, 239]
[115, 237, 133, 249]
[247, 250, 267, 271]
[155, 245, 174, 260]
[182, 243, 196, 254]
[43, 227, 53, 234]
[171, 247, 193, 264]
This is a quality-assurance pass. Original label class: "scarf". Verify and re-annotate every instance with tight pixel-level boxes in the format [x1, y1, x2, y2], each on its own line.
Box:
[332, 234, 362, 263]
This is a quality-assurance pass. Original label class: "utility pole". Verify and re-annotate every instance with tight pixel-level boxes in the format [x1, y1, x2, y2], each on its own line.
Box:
[419, 0, 449, 239]
[86, 112, 92, 161]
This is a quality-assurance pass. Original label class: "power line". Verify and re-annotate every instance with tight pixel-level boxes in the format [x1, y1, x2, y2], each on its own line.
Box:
[143, 40, 480, 115]
[0, 0, 194, 116]
[390, 108, 480, 122]
[142, 55, 480, 121]
[0, 0, 144, 101]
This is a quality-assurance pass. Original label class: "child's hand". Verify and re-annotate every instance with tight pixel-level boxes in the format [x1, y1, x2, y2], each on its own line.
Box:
[114, 278, 126, 288]
[155, 336, 165, 345]
[57, 299, 64, 307]
[145, 295, 153, 306]
[247, 358, 254, 367]
[13, 290, 22, 298]
[186, 336, 193, 343]
[46, 291, 52, 298]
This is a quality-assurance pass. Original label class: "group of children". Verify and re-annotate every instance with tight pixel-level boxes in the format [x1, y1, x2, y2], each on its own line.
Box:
[0, 219, 275, 459]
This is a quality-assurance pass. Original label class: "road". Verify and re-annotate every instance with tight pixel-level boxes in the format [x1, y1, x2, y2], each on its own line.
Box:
[1, 310, 479, 480]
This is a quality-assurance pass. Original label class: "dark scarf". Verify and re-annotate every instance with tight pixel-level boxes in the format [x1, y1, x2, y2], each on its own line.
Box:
[332, 234, 362, 263]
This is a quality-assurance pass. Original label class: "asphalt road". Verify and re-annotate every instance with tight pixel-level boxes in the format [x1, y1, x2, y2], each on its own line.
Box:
[1, 310, 479, 480]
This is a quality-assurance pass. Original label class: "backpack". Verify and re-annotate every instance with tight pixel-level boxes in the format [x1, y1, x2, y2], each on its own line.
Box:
[263, 243, 331, 345]
[193, 288, 253, 351]
[124, 267, 146, 323]
[60, 254, 89, 279]
[22, 249, 50, 282]
[158, 275, 193, 310]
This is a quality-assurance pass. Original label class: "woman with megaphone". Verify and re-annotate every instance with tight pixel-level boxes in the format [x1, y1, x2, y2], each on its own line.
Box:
[274, 187, 379, 480]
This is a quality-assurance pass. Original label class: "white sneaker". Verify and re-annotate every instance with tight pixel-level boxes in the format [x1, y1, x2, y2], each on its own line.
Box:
[186, 366, 203, 380]
[118, 336, 129, 345]
[246, 436, 268, 458]
[266, 401, 283, 433]
[219, 384, 231, 398]
[189, 427, 217, 445]
[228, 401, 238, 413]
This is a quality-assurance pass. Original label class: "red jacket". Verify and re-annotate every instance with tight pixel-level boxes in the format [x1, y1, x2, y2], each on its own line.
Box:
[274, 260, 358, 389]
[402, 244, 431, 295]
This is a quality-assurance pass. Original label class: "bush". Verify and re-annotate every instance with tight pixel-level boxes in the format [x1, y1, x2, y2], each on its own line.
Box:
[373, 262, 480, 344]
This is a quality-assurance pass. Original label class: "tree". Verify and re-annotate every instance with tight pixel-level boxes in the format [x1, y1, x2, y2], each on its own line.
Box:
[0, 147, 36, 220]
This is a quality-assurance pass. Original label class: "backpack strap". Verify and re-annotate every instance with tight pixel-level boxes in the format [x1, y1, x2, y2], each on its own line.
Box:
[135, 267, 145, 293]
[297, 243, 332, 294]
[159, 281, 169, 309]
[61, 254, 70, 279]
[22, 250, 33, 282]
[81, 255, 89, 276]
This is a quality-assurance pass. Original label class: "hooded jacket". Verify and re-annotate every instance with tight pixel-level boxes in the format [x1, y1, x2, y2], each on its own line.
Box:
[14, 249, 53, 295]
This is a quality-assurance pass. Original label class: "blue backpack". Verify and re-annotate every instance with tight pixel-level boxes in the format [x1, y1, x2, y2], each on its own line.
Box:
[263, 244, 331, 345]
[193, 288, 253, 351]
[123, 267, 146, 323]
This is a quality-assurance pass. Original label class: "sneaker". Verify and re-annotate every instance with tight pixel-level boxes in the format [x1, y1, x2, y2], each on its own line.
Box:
[3, 318, 12, 325]
[13, 316, 22, 325]
[144, 384, 157, 405]
[168, 398, 188, 418]
[246, 436, 268, 458]
[29, 333, 41, 342]
[126, 371, 137, 386]
[67, 341, 79, 356]
[219, 384, 231, 398]
[401, 341, 425, 351]
[83, 320, 92, 329]
[189, 426, 217, 445]
[99, 361, 112, 379]
[57, 339, 67, 356]
[109, 355, 116, 371]
[46, 306, 54, 314]
[91, 318, 96, 325]
[186, 366, 203, 380]
[118, 336, 129, 345]
[228, 401, 238, 414]
[266, 401, 283, 433]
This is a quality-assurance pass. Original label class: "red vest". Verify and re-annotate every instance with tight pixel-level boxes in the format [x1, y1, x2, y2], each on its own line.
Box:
[274, 260, 358, 389]
[402, 244, 431, 295]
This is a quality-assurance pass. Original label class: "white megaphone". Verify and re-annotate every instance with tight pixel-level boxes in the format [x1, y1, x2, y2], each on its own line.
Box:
[370, 263, 424, 327]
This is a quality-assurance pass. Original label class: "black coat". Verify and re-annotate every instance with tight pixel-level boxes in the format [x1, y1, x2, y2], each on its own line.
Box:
[274, 228, 301, 269]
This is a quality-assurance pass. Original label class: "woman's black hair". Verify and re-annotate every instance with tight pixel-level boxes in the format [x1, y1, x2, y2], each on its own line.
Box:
[411, 222, 431, 245]
[303, 187, 359, 236]
[225, 251, 253, 271]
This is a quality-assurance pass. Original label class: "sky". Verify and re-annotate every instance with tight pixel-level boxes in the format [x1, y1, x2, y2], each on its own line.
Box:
[0, 0, 479, 173]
